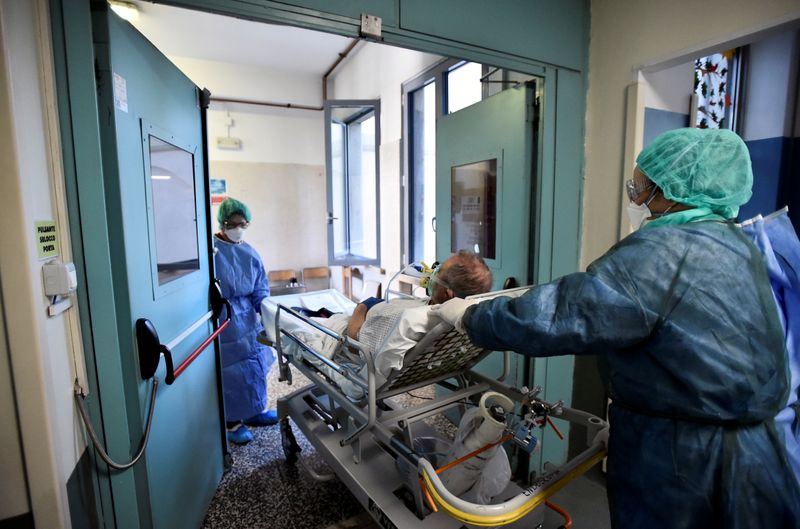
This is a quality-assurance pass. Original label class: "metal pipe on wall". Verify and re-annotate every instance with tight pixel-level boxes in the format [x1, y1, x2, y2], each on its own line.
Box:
[209, 38, 360, 111]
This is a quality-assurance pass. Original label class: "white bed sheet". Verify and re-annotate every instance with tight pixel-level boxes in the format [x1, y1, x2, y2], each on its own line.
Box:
[260, 288, 357, 343]
[264, 286, 533, 399]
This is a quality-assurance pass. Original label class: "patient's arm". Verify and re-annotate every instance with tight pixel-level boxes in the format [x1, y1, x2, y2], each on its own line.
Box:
[347, 303, 369, 340]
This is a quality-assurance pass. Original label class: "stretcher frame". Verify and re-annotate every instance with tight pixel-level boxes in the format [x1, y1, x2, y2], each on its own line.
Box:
[270, 302, 609, 528]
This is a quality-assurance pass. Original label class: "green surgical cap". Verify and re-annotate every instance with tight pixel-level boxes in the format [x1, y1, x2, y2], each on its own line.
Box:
[636, 128, 753, 218]
[217, 197, 251, 224]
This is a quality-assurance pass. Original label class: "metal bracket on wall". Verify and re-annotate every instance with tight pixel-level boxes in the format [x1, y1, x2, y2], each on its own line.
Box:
[360, 13, 382, 40]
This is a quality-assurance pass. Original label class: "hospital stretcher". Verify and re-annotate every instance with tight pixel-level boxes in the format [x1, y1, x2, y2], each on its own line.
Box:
[261, 290, 609, 528]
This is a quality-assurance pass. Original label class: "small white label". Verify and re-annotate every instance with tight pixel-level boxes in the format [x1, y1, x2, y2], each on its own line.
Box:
[113, 72, 128, 112]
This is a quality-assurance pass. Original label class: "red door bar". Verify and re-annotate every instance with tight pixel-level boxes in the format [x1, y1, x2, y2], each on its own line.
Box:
[172, 318, 231, 380]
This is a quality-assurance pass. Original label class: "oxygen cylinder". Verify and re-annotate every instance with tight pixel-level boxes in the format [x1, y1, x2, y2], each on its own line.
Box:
[441, 391, 514, 498]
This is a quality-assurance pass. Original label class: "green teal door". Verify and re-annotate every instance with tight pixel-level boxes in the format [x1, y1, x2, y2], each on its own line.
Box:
[436, 83, 536, 386]
[93, 10, 223, 529]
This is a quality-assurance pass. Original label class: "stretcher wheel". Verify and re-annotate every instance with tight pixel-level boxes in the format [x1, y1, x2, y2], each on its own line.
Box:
[280, 417, 301, 464]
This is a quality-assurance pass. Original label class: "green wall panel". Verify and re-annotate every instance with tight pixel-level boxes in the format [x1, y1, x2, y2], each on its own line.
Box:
[272, 0, 397, 26]
[399, 0, 588, 71]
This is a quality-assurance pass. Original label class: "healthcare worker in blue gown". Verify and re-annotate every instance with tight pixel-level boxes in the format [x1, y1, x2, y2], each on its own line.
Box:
[433, 128, 800, 528]
[214, 198, 277, 445]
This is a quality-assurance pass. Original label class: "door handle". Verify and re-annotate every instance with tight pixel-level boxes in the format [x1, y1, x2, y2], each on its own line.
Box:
[136, 281, 232, 385]
[327, 212, 339, 225]
[503, 277, 519, 289]
[431, 216, 437, 232]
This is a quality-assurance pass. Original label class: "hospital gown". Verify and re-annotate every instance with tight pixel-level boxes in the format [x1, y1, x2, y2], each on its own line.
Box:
[215, 238, 274, 422]
[740, 210, 800, 486]
[288, 299, 432, 398]
[462, 220, 800, 529]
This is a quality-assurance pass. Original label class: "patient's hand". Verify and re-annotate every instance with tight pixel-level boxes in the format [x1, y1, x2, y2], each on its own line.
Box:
[346, 303, 369, 340]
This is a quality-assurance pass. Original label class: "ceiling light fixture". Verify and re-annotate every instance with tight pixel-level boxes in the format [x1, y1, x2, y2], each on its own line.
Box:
[108, 1, 139, 22]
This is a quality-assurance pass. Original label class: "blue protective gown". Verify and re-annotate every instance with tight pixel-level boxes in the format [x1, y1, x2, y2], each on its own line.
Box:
[462, 221, 800, 529]
[214, 237, 274, 422]
[741, 210, 800, 486]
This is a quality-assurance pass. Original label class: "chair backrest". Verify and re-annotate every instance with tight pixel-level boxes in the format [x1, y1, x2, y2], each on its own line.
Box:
[268, 269, 298, 288]
[358, 265, 385, 301]
[302, 266, 330, 292]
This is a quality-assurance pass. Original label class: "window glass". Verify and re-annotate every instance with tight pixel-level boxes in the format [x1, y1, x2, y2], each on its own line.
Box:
[330, 122, 347, 258]
[348, 114, 378, 260]
[148, 136, 199, 284]
[451, 159, 497, 259]
[325, 101, 380, 266]
[410, 81, 437, 265]
[694, 51, 736, 129]
[447, 62, 483, 113]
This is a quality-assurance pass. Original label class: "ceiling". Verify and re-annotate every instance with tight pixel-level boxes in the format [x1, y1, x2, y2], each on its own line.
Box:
[128, 1, 354, 75]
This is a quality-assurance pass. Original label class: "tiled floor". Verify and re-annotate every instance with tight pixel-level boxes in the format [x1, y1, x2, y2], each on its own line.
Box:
[202, 364, 610, 529]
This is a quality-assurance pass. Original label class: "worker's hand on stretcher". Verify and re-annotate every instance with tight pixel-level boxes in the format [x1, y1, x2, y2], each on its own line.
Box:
[429, 297, 480, 334]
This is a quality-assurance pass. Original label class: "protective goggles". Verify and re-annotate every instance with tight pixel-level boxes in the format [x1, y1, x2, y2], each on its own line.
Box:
[625, 176, 655, 202]
[223, 219, 250, 229]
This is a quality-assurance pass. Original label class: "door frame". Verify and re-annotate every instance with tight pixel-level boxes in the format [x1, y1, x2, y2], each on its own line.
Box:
[51, 1, 585, 523]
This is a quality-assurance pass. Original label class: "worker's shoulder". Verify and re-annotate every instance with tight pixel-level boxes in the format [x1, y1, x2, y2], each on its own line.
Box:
[626, 220, 736, 243]
[608, 221, 743, 259]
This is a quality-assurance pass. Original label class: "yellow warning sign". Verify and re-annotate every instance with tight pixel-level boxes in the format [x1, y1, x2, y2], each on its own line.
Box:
[35, 220, 60, 260]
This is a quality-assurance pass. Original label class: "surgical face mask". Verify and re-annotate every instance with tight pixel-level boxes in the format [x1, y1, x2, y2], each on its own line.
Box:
[224, 227, 246, 243]
[627, 202, 652, 230]
[627, 187, 658, 230]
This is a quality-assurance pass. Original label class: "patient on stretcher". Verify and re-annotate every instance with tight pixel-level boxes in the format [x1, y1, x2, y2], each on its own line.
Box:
[287, 251, 492, 397]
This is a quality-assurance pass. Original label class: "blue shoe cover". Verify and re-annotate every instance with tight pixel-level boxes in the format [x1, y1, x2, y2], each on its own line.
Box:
[227, 423, 253, 445]
[244, 409, 279, 426]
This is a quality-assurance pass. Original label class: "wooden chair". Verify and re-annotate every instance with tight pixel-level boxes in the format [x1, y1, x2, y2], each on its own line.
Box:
[302, 266, 330, 292]
[342, 265, 385, 301]
[268, 269, 298, 288]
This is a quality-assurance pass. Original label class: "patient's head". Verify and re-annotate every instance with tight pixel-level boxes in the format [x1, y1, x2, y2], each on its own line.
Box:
[429, 250, 493, 304]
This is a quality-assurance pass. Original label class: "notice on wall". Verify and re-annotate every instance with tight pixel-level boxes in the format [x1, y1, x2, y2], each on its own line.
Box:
[35, 221, 60, 260]
[113, 72, 128, 113]
[210, 178, 227, 205]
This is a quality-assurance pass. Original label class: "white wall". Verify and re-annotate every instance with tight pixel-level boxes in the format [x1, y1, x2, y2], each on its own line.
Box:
[210, 161, 328, 272]
[205, 105, 324, 165]
[0, 294, 29, 521]
[643, 61, 694, 113]
[170, 56, 325, 165]
[171, 56, 322, 108]
[742, 29, 800, 141]
[0, 0, 86, 526]
[168, 55, 328, 272]
[584, 0, 800, 267]
[329, 43, 442, 272]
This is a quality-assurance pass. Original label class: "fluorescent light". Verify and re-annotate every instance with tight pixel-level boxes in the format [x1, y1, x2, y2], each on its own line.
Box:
[151, 175, 171, 180]
[108, 1, 139, 22]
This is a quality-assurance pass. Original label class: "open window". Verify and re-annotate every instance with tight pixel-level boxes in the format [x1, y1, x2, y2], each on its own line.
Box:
[692, 49, 744, 131]
[325, 100, 381, 266]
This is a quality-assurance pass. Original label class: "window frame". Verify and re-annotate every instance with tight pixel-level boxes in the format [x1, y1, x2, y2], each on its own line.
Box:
[324, 99, 382, 267]
[401, 59, 492, 265]
[140, 120, 204, 300]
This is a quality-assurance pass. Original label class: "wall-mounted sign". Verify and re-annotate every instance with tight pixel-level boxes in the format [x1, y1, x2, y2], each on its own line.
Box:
[35, 220, 60, 260]
[210, 178, 227, 206]
[113, 72, 128, 113]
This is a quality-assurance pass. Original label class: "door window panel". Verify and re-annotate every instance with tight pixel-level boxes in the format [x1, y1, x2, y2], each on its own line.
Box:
[409, 81, 437, 265]
[451, 159, 497, 259]
[148, 135, 199, 285]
